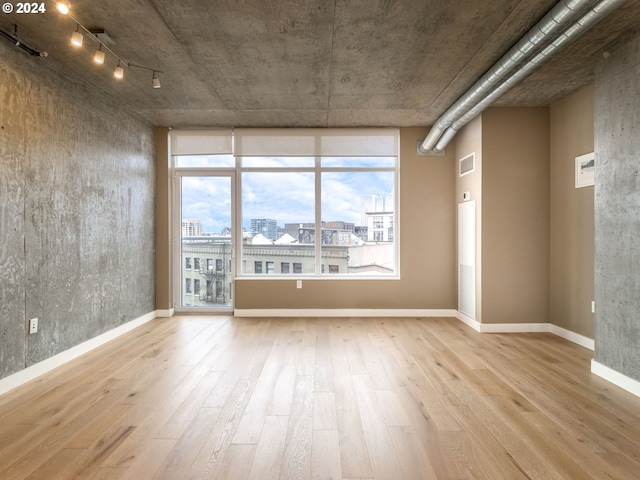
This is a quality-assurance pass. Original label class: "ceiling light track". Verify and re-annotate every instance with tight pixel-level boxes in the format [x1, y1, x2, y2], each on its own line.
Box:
[0, 24, 48, 57]
[55, 1, 163, 88]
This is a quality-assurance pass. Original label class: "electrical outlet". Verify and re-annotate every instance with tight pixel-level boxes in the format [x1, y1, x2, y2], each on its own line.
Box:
[296, 280, 302, 289]
[29, 318, 38, 334]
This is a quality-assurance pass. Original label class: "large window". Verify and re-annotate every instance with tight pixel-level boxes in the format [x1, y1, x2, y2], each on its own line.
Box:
[172, 128, 399, 283]
[237, 129, 398, 277]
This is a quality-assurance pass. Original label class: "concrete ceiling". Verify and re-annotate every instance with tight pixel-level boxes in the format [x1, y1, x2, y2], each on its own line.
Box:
[3, 0, 640, 128]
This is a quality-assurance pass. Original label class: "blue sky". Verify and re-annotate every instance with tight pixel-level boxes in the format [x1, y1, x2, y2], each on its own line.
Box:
[180, 162, 394, 235]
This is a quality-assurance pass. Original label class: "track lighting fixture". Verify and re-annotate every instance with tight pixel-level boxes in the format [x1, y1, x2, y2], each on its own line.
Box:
[0, 24, 48, 57]
[113, 61, 124, 79]
[93, 44, 105, 64]
[55, 1, 70, 15]
[56, 0, 163, 88]
[70, 24, 83, 47]
[152, 71, 161, 89]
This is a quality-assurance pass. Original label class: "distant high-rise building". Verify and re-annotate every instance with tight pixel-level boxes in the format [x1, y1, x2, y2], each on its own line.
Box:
[361, 194, 394, 242]
[360, 194, 394, 225]
[251, 218, 279, 241]
[182, 219, 202, 237]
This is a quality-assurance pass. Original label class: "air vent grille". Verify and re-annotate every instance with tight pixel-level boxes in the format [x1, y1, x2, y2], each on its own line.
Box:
[460, 153, 475, 177]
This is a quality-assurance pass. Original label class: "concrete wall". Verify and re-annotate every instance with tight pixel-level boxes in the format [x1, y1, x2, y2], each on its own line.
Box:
[594, 33, 640, 382]
[234, 127, 457, 310]
[550, 85, 595, 338]
[0, 41, 156, 380]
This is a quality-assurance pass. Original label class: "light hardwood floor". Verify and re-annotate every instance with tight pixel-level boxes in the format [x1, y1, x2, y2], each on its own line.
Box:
[1, 316, 640, 479]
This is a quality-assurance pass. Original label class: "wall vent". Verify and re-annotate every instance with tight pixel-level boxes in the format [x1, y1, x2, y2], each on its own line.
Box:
[458, 201, 476, 319]
[459, 153, 475, 177]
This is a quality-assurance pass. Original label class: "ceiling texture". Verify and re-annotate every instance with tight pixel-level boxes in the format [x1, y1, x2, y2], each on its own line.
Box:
[3, 0, 640, 129]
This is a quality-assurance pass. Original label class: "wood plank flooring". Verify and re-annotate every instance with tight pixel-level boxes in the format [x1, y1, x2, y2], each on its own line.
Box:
[1, 316, 640, 479]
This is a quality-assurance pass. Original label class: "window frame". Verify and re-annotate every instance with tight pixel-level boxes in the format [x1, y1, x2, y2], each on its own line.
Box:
[172, 128, 400, 283]
[239, 160, 398, 278]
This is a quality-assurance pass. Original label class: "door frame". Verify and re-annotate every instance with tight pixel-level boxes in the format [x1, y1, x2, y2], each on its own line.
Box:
[173, 169, 236, 313]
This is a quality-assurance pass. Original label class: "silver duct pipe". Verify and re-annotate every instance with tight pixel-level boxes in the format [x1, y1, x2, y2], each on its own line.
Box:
[420, 0, 627, 154]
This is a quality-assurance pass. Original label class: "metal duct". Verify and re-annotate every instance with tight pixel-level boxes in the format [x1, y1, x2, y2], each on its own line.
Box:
[420, 0, 626, 154]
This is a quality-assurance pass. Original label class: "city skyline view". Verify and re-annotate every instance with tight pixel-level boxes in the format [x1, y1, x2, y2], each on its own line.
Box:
[181, 168, 394, 236]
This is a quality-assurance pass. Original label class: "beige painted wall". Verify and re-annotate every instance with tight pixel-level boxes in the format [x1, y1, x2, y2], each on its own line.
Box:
[155, 127, 173, 311]
[481, 107, 550, 324]
[234, 127, 457, 310]
[549, 85, 595, 338]
[454, 116, 483, 322]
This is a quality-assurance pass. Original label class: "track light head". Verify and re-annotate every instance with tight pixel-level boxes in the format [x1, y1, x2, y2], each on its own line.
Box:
[113, 62, 124, 79]
[93, 45, 105, 64]
[55, 0, 70, 14]
[71, 25, 83, 47]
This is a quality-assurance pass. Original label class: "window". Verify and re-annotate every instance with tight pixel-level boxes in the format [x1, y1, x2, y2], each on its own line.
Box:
[174, 128, 398, 281]
[216, 259, 223, 272]
[206, 259, 213, 271]
[242, 170, 315, 275]
[194, 279, 201, 295]
[237, 129, 398, 277]
[185, 257, 192, 269]
[185, 278, 192, 294]
[194, 258, 200, 270]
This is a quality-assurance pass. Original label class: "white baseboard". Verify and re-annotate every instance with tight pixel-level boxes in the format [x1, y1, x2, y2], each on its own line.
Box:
[234, 308, 458, 318]
[156, 308, 175, 318]
[479, 322, 550, 333]
[0, 310, 158, 396]
[591, 360, 640, 398]
[454, 311, 481, 331]
[454, 311, 595, 350]
[549, 324, 595, 350]
[454, 312, 550, 334]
